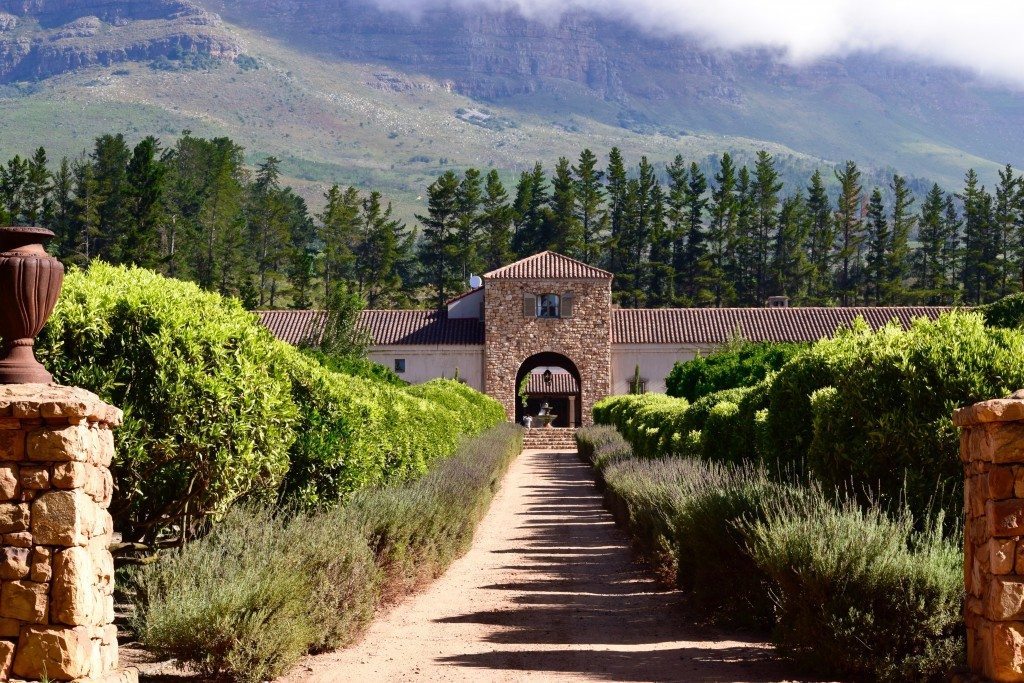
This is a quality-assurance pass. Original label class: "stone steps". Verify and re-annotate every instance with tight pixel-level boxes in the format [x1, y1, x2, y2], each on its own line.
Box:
[522, 428, 578, 450]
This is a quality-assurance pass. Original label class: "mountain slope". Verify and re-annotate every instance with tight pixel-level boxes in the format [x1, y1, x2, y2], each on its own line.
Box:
[0, 0, 1019, 218]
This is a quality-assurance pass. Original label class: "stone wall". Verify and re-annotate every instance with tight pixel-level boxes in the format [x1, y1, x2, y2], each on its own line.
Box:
[0, 385, 135, 683]
[483, 277, 611, 426]
[956, 391, 1024, 682]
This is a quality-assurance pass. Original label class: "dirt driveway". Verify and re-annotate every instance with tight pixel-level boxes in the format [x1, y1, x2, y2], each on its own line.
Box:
[280, 448, 804, 683]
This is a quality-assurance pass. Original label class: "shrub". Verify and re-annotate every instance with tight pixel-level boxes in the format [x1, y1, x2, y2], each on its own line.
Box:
[666, 341, 804, 401]
[744, 486, 964, 679]
[978, 294, 1024, 329]
[130, 424, 523, 682]
[769, 312, 1024, 514]
[302, 348, 406, 386]
[601, 455, 786, 625]
[37, 263, 298, 541]
[36, 263, 506, 535]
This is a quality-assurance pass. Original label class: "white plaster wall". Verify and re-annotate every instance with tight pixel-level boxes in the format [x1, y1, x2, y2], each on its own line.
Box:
[368, 345, 486, 390]
[611, 344, 719, 395]
[447, 288, 484, 319]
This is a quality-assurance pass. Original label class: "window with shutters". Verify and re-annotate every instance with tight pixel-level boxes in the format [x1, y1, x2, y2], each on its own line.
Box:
[537, 294, 560, 318]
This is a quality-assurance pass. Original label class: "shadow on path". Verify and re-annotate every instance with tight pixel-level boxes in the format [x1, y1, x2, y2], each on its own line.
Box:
[435, 450, 803, 682]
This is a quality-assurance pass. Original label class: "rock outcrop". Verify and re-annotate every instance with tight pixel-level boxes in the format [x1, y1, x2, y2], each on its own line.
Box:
[0, 0, 238, 82]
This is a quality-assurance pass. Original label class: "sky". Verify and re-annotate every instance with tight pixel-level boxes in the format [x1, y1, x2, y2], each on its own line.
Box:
[375, 0, 1024, 87]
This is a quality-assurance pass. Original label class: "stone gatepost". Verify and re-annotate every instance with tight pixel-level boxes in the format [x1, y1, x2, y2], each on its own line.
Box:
[955, 391, 1024, 681]
[0, 385, 136, 683]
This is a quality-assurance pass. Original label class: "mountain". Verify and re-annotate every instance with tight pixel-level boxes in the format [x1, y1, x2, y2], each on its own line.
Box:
[0, 0, 1021, 216]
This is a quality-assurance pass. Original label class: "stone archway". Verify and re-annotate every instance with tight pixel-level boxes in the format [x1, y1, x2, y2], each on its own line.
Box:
[515, 352, 583, 428]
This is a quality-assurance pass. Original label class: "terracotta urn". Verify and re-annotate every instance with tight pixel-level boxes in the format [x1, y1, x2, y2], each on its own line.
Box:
[0, 227, 64, 384]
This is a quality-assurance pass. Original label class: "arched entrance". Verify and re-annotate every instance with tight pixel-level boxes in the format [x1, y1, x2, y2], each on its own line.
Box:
[515, 352, 583, 428]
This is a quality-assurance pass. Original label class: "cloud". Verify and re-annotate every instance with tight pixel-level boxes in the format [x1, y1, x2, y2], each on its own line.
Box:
[373, 0, 1024, 87]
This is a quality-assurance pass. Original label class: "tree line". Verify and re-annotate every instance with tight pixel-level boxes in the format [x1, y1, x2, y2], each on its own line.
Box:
[1, 132, 1021, 310]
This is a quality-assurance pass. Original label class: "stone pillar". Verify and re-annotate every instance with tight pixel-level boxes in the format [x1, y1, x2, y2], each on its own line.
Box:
[0, 385, 136, 683]
[568, 396, 576, 429]
[955, 391, 1024, 682]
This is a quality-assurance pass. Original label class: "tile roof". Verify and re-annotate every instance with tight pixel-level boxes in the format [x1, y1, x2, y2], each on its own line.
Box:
[360, 310, 484, 345]
[256, 310, 327, 346]
[526, 372, 580, 395]
[484, 251, 612, 280]
[611, 307, 955, 344]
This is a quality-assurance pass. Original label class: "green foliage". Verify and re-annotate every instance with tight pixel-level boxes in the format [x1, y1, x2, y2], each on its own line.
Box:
[37, 262, 298, 542]
[301, 348, 406, 386]
[978, 293, 1024, 329]
[36, 263, 505, 537]
[574, 425, 631, 472]
[744, 486, 964, 679]
[666, 341, 804, 401]
[130, 425, 523, 683]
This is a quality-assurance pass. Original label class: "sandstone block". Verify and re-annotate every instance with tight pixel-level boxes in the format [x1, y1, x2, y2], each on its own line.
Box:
[0, 431, 24, 463]
[989, 499, 1024, 538]
[99, 624, 117, 646]
[1016, 467, 1024, 499]
[984, 621, 1024, 682]
[0, 504, 29, 534]
[12, 625, 92, 681]
[52, 547, 98, 626]
[0, 618, 19, 638]
[99, 639, 118, 675]
[0, 580, 48, 623]
[0, 547, 30, 580]
[0, 465, 18, 501]
[88, 540, 113, 593]
[18, 465, 49, 491]
[27, 425, 97, 464]
[85, 466, 111, 505]
[0, 639, 12, 679]
[992, 539, 1017, 575]
[31, 490, 94, 546]
[31, 546, 51, 583]
[51, 462, 87, 490]
[992, 467, 1018, 499]
[94, 429, 115, 468]
[2, 532, 31, 549]
[984, 423, 1024, 464]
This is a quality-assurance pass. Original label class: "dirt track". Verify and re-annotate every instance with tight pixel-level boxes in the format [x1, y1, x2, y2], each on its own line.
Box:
[280, 448, 802, 683]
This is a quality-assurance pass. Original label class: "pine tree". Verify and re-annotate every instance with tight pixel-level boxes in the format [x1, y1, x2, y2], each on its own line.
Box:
[90, 134, 132, 262]
[454, 168, 484, 282]
[834, 161, 864, 306]
[604, 148, 629, 274]
[886, 174, 915, 304]
[733, 166, 756, 304]
[804, 170, 835, 304]
[479, 170, 514, 271]
[319, 184, 361, 303]
[48, 158, 74, 258]
[511, 163, 550, 256]
[0, 155, 29, 224]
[914, 183, 946, 303]
[751, 151, 783, 302]
[708, 153, 738, 305]
[356, 191, 409, 307]
[864, 187, 889, 304]
[24, 147, 51, 226]
[124, 137, 166, 268]
[772, 192, 810, 301]
[249, 157, 292, 307]
[571, 149, 605, 264]
[960, 169, 997, 304]
[942, 194, 963, 303]
[646, 183, 673, 306]
[995, 165, 1020, 297]
[549, 157, 583, 257]
[195, 141, 247, 296]
[417, 170, 462, 308]
[71, 158, 101, 263]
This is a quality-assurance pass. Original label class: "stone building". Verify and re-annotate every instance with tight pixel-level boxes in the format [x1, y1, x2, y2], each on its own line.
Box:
[260, 251, 951, 427]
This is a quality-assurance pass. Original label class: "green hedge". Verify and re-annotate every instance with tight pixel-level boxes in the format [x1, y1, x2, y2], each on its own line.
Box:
[130, 424, 523, 683]
[36, 263, 505, 538]
[666, 341, 804, 401]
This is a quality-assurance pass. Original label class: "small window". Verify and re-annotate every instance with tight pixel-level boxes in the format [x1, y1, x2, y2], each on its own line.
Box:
[537, 294, 560, 318]
[394, 359, 406, 374]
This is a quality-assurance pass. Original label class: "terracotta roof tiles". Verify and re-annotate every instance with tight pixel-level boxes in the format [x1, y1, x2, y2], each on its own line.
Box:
[484, 251, 612, 280]
[611, 307, 954, 345]
[360, 309, 484, 345]
[256, 310, 327, 346]
[527, 372, 580, 395]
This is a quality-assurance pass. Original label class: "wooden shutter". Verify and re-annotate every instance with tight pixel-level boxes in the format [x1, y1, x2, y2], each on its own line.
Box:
[562, 292, 574, 318]
[523, 294, 536, 317]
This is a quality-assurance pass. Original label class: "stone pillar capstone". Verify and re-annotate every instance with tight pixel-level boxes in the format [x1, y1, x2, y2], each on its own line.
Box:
[0, 384, 136, 683]
[955, 390, 1024, 682]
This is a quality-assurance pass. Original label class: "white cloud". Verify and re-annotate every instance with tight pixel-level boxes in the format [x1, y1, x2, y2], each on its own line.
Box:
[374, 0, 1024, 87]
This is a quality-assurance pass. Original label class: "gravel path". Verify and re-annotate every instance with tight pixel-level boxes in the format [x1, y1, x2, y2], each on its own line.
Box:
[280, 448, 803, 683]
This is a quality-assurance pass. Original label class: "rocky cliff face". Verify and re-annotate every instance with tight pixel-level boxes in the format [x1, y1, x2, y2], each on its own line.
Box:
[0, 0, 238, 82]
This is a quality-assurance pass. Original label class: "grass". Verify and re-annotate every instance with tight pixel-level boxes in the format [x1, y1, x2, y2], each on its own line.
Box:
[128, 423, 523, 683]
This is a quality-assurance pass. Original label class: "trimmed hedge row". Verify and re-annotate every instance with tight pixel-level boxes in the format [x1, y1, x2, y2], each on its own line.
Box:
[665, 340, 804, 401]
[597, 311, 1024, 514]
[131, 424, 524, 683]
[576, 426, 964, 680]
[37, 263, 505, 539]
